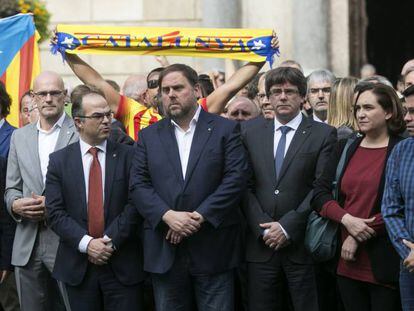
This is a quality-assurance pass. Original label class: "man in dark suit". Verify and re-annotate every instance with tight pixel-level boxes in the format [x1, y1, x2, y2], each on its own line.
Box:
[0, 81, 16, 159]
[0, 156, 19, 311]
[241, 67, 337, 311]
[45, 88, 145, 310]
[130, 64, 248, 311]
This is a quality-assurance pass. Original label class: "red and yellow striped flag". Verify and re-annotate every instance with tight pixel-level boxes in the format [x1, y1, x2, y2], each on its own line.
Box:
[0, 14, 40, 127]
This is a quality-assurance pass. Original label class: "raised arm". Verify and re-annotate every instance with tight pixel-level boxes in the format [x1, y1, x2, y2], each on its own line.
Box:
[65, 54, 121, 113]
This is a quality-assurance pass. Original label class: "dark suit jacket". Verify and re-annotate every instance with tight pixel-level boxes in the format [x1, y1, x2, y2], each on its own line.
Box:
[241, 115, 337, 264]
[0, 156, 15, 271]
[312, 134, 404, 284]
[0, 120, 15, 158]
[130, 109, 249, 274]
[46, 140, 145, 286]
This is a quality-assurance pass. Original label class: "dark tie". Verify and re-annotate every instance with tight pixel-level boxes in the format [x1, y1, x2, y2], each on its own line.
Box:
[88, 147, 104, 238]
[275, 126, 292, 179]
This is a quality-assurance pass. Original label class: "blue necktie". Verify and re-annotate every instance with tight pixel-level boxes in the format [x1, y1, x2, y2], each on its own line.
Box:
[275, 126, 292, 179]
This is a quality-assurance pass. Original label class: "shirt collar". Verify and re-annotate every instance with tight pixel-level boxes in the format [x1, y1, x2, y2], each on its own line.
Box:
[171, 105, 201, 131]
[0, 118, 5, 130]
[79, 138, 107, 157]
[313, 114, 326, 124]
[37, 112, 66, 134]
[274, 112, 302, 132]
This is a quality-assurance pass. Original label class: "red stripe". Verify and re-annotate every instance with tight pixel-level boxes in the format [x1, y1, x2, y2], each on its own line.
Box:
[19, 35, 35, 100]
[0, 72, 6, 85]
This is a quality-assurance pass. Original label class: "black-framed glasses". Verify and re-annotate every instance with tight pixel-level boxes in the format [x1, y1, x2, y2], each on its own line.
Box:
[32, 90, 65, 98]
[147, 79, 158, 89]
[309, 87, 331, 95]
[77, 111, 113, 121]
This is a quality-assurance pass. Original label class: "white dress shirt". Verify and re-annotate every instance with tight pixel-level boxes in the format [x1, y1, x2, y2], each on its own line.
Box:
[313, 114, 327, 124]
[273, 112, 303, 157]
[78, 138, 107, 253]
[0, 118, 5, 130]
[270, 112, 303, 240]
[37, 113, 65, 185]
[171, 105, 201, 179]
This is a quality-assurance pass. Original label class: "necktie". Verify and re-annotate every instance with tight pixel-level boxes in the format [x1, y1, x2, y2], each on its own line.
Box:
[88, 147, 104, 238]
[275, 126, 292, 179]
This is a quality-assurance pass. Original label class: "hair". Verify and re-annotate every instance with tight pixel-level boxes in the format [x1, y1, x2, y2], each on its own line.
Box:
[158, 64, 199, 88]
[403, 84, 414, 98]
[403, 67, 414, 83]
[0, 81, 12, 117]
[147, 67, 164, 82]
[198, 74, 215, 97]
[71, 84, 105, 118]
[105, 79, 120, 92]
[279, 60, 304, 73]
[358, 75, 393, 88]
[247, 72, 265, 100]
[327, 77, 358, 129]
[354, 83, 406, 135]
[265, 67, 307, 97]
[307, 69, 336, 93]
[226, 96, 261, 115]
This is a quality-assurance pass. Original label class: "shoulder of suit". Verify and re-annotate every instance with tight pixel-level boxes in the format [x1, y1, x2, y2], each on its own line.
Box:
[307, 118, 335, 133]
[241, 115, 267, 132]
[11, 122, 36, 138]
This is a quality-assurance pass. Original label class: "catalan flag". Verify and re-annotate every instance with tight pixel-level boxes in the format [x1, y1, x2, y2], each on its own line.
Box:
[0, 14, 40, 127]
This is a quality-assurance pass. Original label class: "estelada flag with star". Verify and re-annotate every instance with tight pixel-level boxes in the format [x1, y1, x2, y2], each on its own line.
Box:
[51, 25, 279, 66]
[0, 13, 41, 127]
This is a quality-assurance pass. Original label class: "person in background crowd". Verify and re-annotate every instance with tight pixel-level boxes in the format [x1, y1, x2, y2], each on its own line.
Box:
[197, 74, 215, 98]
[313, 83, 405, 311]
[401, 59, 414, 76]
[359, 75, 394, 88]
[403, 67, 414, 90]
[46, 88, 145, 310]
[307, 69, 336, 123]
[0, 81, 16, 158]
[20, 91, 33, 126]
[5, 71, 76, 311]
[242, 66, 336, 311]
[0, 155, 20, 311]
[360, 64, 376, 79]
[121, 75, 147, 104]
[256, 73, 275, 119]
[327, 77, 359, 139]
[279, 59, 304, 73]
[382, 83, 414, 311]
[130, 64, 248, 311]
[105, 79, 121, 92]
[402, 85, 414, 136]
[226, 96, 261, 122]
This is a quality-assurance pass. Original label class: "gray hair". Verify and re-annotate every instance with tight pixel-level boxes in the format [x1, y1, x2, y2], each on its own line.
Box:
[360, 75, 393, 88]
[307, 69, 336, 93]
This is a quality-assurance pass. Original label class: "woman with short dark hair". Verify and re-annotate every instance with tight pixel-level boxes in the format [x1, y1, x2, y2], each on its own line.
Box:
[312, 83, 406, 311]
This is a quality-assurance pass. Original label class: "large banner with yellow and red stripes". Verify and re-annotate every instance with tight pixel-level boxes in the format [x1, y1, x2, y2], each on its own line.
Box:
[0, 14, 40, 127]
[51, 25, 279, 65]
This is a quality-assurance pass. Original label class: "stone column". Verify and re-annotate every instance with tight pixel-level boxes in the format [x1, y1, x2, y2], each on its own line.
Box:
[201, 0, 241, 72]
[292, 0, 330, 74]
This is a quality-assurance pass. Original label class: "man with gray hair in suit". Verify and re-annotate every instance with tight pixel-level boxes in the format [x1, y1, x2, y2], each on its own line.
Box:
[306, 69, 336, 124]
[5, 71, 77, 311]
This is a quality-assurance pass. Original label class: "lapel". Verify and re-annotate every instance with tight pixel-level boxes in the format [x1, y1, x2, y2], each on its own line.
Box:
[276, 116, 312, 185]
[69, 142, 87, 221]
[157, 119, 184, 185]
[183, 109, 213, 188]
[25, 123, 44, 190]
[104, 140, 117, 217]
[261, 118, 277, 186]
[54, 114, 76, 151]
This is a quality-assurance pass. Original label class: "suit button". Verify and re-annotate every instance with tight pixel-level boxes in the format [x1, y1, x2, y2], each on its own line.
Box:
[274, 189, 280, 195]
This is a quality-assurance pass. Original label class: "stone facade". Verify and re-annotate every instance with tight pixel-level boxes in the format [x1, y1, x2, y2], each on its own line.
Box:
[41, 0, 350, 90]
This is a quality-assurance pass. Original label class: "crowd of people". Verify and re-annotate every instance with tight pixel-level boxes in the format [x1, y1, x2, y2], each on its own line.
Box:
[1, 32, 414, 311]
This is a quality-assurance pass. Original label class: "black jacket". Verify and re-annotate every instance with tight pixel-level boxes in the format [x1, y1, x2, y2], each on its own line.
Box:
[312, 134, 405, 284]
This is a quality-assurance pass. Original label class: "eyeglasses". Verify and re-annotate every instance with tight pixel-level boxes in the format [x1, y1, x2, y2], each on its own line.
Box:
[147, 79, 159, 89]
[269, 88, 299, 97]
[77, 111, 113, 122]
[32, 90, 65, 99]
[403, 107, 414, 116]
[309, 87, 331, 95]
